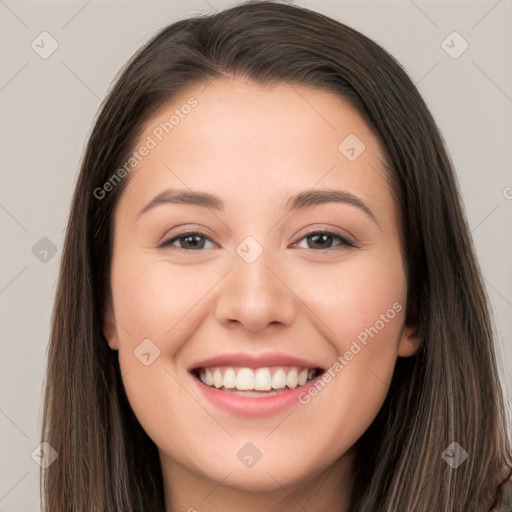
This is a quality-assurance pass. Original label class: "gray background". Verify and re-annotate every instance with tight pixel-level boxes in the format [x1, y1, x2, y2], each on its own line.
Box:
[1, 1, 511, 510]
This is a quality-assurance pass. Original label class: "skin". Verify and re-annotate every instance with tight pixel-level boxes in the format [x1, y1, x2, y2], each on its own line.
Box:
[103, 77, 420, 512]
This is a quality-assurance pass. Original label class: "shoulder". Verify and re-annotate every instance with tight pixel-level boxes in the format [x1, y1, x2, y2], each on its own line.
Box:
[492, 468, 512, 512]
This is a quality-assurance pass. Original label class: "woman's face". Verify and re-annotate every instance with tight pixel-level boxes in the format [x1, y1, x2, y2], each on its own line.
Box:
[103, 78, 419, 496]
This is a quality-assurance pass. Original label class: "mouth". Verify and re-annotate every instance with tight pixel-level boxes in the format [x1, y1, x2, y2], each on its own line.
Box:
[191, 366, 322, 396]
[188, 353, 326, 417]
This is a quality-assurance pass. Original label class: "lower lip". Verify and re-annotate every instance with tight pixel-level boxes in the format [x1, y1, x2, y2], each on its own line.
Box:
[192, 372, 322, 417]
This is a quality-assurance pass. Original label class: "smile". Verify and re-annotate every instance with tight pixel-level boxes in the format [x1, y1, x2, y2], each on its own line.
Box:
[194, 366, 320, 395]
[189, 353, 326, 416]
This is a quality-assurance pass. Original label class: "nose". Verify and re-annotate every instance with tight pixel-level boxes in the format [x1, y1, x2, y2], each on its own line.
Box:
[213, 244, 298, 332]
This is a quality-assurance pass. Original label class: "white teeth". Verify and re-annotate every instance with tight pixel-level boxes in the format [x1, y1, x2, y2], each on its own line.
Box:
[223, 368, 236, 389]
[213, 368, 223, 388]
[254, 368, 272, 391]
[236, 368, 255, 390]
[286, 369, 298, 389]
[271, 369, 287, 389]
[197, 366, 319, 392]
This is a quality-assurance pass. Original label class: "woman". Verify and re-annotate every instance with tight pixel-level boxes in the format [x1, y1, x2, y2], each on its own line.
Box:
[40, 1, 512, 510]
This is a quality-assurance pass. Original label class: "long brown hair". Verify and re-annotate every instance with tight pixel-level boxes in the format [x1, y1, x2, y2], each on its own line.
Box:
[40, 1, 512, 510]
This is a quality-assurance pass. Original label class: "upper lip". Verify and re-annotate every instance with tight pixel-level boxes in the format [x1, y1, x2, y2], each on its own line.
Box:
[188, 352, 326, 372]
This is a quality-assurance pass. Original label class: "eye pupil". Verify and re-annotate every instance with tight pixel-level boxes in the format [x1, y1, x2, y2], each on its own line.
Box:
[309, 233, 333, 249]
[182, 234, 204, 249]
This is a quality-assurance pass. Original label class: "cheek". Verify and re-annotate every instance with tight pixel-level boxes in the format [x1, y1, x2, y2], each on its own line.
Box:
[108, 255, 209, 452]
[294, 249, 407, 415]
[111, 254, 215, 346]
[298, 249, 407, 349]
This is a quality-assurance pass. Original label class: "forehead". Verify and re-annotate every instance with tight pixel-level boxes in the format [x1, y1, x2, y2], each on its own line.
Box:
[119, 78, 393, 219]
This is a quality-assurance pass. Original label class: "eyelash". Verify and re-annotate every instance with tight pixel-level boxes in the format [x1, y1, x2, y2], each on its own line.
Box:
[158, 229, 358, 252]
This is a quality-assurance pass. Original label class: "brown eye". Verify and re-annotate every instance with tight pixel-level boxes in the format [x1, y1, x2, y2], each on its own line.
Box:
[159, 231, 215, 250]
[296, 230, 357, 251]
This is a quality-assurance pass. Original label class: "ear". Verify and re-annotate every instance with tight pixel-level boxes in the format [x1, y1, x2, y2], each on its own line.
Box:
[102, 289, 120, 351]
[397, 322, 420, 358]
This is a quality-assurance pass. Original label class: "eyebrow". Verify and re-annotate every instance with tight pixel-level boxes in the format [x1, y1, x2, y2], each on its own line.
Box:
[137, 188, 379, 226]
